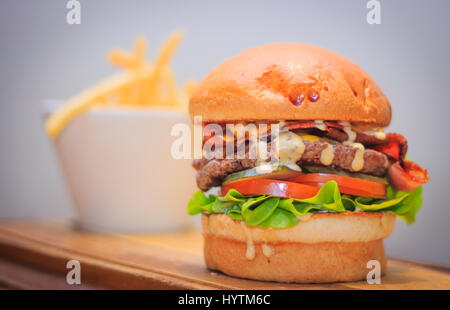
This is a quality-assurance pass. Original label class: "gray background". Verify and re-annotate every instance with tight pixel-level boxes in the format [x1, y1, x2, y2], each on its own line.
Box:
[0, 0, 449, 265]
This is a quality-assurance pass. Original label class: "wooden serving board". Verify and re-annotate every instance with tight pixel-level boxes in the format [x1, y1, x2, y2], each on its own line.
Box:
[0, 219, 448, 290]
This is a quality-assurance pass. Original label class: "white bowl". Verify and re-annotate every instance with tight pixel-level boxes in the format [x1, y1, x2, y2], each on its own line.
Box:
[52, 106, 197, 232]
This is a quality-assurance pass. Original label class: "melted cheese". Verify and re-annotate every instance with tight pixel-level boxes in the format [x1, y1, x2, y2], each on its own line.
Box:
[319, 143, 334, 166]
[299, 134, 320, 142]
[278, 131, 305, 171]
[351, 142, 365, 171]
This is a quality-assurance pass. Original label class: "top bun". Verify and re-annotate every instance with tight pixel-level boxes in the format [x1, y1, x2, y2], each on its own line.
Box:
[189, 43, 391, 127]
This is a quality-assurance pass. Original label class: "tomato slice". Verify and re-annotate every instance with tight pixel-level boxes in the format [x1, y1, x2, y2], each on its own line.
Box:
[288, 173, 387, 199]
[221, 179, 319, 199]
[388, 161, 429, 192]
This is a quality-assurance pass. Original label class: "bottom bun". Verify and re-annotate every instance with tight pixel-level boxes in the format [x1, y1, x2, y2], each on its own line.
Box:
[202, 213, 392, 283]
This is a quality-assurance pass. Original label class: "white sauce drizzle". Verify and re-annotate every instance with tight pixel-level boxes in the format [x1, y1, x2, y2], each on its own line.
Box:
[350, 142, 365, 171]
[261, 244, 275, 258]
[319, 143, 334, 166]
[314, 120, 327, 131]
[255, 164, 273, 174]
[257, 140, 269, 163]
[241, 222, 255, 260]
[298, 213, 313, 222]
[278, 131, 305, 171]
[255, 140, 274, 174]
[381, 213, 391, 230]
[341, 122, 386, 143]
[365, 129, 386, 140]
[340, 122, 357, 146]
[374, 131, 386, 140]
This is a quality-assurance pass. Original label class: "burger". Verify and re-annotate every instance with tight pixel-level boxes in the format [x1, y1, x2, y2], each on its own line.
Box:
[186, 43, 429, 283]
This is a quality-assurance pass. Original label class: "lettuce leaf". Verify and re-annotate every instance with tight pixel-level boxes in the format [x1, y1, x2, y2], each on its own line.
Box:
[187, 181, 424, 229]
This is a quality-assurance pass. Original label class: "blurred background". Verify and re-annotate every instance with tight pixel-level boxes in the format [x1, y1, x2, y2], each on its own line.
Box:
[0, 0, 449, 265]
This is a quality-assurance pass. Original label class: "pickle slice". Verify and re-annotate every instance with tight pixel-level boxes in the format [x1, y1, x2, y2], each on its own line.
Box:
[302, 166, 388, 184]
[223, 165, 301, 185]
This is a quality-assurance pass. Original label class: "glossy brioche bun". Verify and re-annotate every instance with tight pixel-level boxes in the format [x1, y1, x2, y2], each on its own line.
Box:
[202, 212, 395, 283]
[190, 43, 391, 127]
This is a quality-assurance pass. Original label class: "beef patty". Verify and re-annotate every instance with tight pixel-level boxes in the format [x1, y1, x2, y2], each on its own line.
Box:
[193, 139, 390, 191]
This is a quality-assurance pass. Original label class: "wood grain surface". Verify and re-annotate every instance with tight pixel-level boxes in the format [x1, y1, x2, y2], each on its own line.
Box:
[0, 219, 448, 290]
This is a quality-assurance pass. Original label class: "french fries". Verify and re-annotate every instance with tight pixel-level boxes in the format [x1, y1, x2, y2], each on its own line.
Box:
[45, 31, 195, 139]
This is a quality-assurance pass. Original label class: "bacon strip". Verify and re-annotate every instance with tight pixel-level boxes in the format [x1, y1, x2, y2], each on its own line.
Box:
[203, 123, 272, 150]
[371, 133, 408, 163]
[202, 120, 388, 150]
[282, 120, 343, 131]
[201, 122, 429, 192]
[370, 133, 428, 191]
[388, 161, 429, 192]
[283, 120, 385, 146]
